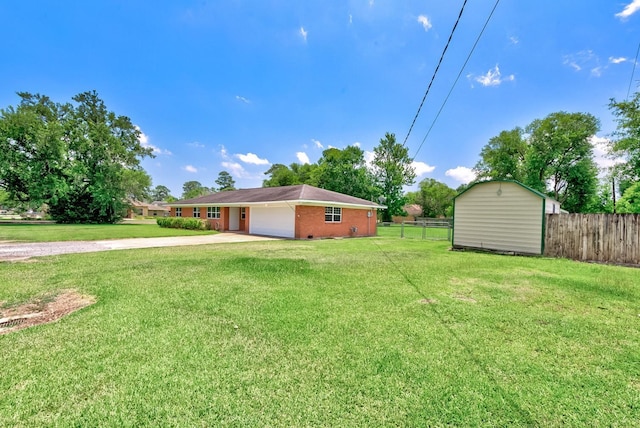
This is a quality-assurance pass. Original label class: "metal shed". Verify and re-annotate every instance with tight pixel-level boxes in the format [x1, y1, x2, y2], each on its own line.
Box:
[452, 180, 561, 255]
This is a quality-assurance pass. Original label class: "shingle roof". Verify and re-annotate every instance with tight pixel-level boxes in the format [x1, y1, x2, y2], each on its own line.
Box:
[169, 184, 383, 208]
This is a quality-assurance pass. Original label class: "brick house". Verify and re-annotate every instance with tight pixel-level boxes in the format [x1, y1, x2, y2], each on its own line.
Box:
[167, 184, 384, 239]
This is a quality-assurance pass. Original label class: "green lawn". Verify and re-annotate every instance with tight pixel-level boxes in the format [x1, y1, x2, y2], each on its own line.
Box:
[0, 223, 217, 242]
[1, 238, 639, 426]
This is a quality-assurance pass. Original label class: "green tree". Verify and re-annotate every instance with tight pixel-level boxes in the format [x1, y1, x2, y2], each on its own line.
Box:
[215, 171, 236, 191]
[474, 127, 527, 181]
[313, 146, 377, 200]
[121, 168, 152, 202]
[263, 163, 318, 187]
[524, 112, 599, 213]
[372, 132, 416, 222]
[609, 91, 640, 182]
[150, 185, 173, 202]
[413, 178, 456, 218]
[182, 180, 210, 199]
[616, 181, 640, 213]
[0, 91, 153, 223]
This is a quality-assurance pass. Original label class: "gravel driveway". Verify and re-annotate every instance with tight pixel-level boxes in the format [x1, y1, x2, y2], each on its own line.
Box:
[0, 233, 278, 261]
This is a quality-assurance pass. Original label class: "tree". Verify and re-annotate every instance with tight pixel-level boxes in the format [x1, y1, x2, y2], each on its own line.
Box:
[524, 112, 599, 213]
[0, 91, 153, 223]
[313, 146, 377, 200]
[150, 185, 173, 202]
[474, 127, 527, 181]
[413, 178, 456, 218]
[182, 181, 210, 199]
[263, 163, 317, 187]
[617, 182, 640, 213]
[215, 171, 236, 191]
[121, 168, 152, 202]
[609, 91, 640, 182]
[473, 112, 600, 213]
[371, 132, 416, 222]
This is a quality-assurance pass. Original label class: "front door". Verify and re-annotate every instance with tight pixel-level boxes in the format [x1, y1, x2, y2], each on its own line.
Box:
[229, 207, 240, 231]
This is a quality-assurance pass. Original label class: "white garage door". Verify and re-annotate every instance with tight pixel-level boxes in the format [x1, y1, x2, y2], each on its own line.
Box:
[250, 206, 295, 238]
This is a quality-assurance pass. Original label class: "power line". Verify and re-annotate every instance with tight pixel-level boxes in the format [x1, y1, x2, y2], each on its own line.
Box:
[402, 0, 469, 147]
[411, 0, 501, 161]
[626, 40, 640, 99]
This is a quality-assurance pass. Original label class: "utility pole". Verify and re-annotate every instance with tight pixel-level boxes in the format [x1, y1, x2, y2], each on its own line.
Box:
[612, 177, 616, 214]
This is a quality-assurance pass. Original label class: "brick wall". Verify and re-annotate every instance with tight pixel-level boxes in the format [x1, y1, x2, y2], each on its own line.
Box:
[295, 206, 377, 239]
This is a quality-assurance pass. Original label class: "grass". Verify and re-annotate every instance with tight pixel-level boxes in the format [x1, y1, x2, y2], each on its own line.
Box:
[377, 222, 451, 240]
[1, 238, 639, 426]
[0, 223, 217, 242]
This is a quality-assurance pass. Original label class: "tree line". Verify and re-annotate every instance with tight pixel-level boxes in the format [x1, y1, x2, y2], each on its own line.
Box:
[2, 89, 640, 223]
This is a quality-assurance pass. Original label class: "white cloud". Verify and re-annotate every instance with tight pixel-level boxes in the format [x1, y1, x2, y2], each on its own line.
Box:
[417, 15, 432, 32]
[135, 125, 172, 155]
[471, 65, 515, 87]
[616, 0, 640, 19]
[184, 165, 198, 173]
[300, 26, 308, 42]
[364, 150, 375, 168]
[221, 161, 252, 179]
[349, 14, 353, 24]
[236, 152, 270, 165]
[509, 36, 519, 45]
[445, 166, 476, 184]
[296, 152, 310, 164]
[563, 50, 601, 75]
[412, 161, 435, 176]
[312, 138, 323, 149]
[353, 142, 361, 148]
[219, 145, 230, 159]
[369, 0, 374, 6]
[188, 141, 205, 149]
[609, 56, 629, 64]
[590, 135, 623, 171]
[235, 95, 251, 104]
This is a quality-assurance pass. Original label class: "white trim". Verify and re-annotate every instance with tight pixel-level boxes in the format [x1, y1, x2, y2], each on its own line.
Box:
[168, 200, 384, 210]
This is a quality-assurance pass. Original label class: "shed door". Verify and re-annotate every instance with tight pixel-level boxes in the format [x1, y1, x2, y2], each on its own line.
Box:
[250, 206, 295, 238]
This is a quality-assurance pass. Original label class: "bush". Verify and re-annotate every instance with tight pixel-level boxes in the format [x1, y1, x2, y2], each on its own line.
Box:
[157, 217, 210, 230]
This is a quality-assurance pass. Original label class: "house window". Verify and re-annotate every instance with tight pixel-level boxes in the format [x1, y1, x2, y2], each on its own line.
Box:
[241, 207, 246, 220]
[175, 207, 182, 217]
[325, 207, 342, 223]
[207, 207, 220, 219]
[193, 207, 200, 218]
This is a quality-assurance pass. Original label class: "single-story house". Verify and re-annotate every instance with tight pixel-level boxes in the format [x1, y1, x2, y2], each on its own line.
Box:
[392, 204, 423, 223]
[452, 180, 562, 255]
[167, 184, 384, 239]
[128, 200, 170, 218]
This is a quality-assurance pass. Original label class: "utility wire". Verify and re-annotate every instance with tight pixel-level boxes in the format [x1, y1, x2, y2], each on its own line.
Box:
[411, 0, 501, 161]
[626, 40, 640, 99]
[402, 0, 469, 147]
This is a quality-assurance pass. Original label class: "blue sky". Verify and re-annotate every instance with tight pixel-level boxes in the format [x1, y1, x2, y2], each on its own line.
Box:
[2, 1, 639, 196]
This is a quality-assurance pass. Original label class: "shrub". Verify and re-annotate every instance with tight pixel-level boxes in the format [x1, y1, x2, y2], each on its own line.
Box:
[157, 217, 209, 230]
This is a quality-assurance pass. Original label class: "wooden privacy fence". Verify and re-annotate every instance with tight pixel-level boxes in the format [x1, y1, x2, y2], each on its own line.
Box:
[544, 213, 640, 265]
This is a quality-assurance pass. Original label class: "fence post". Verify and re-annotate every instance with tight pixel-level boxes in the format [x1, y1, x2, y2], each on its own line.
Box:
[422, 221, 426, 240]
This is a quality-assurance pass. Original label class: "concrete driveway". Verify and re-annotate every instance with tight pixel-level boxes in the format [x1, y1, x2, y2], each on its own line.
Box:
[0, 233, 279, 262]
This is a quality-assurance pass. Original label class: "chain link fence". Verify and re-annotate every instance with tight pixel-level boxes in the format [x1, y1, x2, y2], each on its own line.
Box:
[377, 219, 452, 241]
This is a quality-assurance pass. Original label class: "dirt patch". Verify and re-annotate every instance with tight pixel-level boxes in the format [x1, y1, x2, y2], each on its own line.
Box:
[419, 298, 437, 304]
[0, 290, 95, 335]
[453, 295, 477, 303]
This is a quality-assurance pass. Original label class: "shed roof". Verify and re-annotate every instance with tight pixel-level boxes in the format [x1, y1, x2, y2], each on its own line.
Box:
[168, 184, 384, 209]
[454, 179, 558, 203]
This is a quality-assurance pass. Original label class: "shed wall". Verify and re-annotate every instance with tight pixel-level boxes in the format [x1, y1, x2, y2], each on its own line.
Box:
[453, 182, 544, 254]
